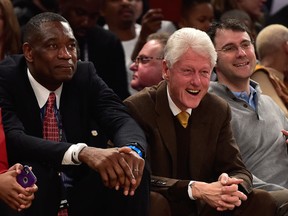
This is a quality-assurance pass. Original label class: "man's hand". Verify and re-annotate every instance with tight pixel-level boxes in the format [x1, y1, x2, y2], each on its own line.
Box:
[191, 173, 247, 211]
[118, 147, 145, 196]
[0, 164, 38, 211]
[79, 146, 142, 195]
[139, 8, 163, 41]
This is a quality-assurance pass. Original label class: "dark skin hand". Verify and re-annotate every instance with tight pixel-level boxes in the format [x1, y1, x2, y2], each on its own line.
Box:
[131, 8, 163, 61]
[78, 146, 144, 196]
[117, 148, 145, 196]
[139, 8, 163, 41]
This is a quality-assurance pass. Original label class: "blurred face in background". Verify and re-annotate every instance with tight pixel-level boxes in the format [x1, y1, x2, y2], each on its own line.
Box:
[130, 39, 163, 91]
[101, 0, 143, 28]
[58, 0, 101, 38]
[178, 2, 214, 32]
[236, 0, 266, 20]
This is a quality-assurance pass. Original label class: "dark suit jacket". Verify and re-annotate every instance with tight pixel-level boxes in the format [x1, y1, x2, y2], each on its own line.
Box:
[77, 26, 130, 100]
[124, 81, 253, 213]
[0, 55, 147, 216]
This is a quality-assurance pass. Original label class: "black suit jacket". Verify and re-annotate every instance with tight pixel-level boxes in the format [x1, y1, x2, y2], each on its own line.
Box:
[0, 55, 147, 216]
[77, 26, 130, 100]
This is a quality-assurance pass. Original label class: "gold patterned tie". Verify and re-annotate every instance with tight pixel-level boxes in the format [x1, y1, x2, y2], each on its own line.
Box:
[176, 111, 190, 128]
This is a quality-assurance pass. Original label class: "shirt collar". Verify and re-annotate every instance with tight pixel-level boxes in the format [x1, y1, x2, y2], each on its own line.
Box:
[232, 85, 257, 110]
[27, 68, 63, 109]
[166, 86, 192, 116]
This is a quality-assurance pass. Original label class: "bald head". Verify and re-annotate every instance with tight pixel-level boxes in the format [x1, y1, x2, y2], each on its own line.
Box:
[256, 24, 288, 60]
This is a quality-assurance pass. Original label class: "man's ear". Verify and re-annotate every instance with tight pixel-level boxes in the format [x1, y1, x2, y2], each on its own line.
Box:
[162, 60, 169, 80]
[22, 42, 33, 63]
[284, 41, 288, 54]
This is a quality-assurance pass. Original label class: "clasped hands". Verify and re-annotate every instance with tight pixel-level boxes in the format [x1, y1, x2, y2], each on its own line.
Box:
[192, 173, 247, 211]
[0, 164, 38, 211]
[79, 146, 144, 196]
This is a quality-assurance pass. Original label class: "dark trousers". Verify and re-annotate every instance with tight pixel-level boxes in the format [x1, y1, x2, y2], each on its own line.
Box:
[0, 165, 150, 216]
[150, 188, 277, 216]
[67, 167, 150, 216]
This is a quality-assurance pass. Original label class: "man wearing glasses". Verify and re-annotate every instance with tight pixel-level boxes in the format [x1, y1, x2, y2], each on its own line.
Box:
[124, 27, 277, 216]
[208, 19, 288, 215]
[129, 32, 169, 91]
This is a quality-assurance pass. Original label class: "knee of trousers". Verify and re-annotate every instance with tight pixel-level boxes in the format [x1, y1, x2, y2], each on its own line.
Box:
[247, 188, 278, 215]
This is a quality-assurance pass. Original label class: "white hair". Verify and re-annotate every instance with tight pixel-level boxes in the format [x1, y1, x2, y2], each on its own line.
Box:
[164, 27, 217, 69]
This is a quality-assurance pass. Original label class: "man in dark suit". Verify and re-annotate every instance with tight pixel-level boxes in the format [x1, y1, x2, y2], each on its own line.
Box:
[58, 0, 130, 100]
[124, 27, 277, 215]
[0, 12, 149, 216]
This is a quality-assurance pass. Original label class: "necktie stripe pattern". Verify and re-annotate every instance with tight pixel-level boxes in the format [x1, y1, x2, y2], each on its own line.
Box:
[177, 111, 190, 128]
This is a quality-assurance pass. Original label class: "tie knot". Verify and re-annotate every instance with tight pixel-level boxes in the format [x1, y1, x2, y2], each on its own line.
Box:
[177, 111, 190, 128]
[47, 93, 56, 108]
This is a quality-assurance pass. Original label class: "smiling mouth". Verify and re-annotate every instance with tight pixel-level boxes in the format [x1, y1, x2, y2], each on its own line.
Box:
[234, 62, 249, 67]
[187, 89, 200, 95]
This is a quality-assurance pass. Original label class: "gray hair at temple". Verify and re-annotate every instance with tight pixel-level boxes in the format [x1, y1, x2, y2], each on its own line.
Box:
[164, 27, 217, 69]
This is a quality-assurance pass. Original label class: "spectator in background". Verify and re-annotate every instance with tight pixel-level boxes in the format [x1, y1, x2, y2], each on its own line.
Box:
[130, 32, 169, 91]
[101, 0, 175, 95]
[265, 5, 288, 29]
[12, 0, 58, 28]
[58, 0, 130, 100]
[265, 0, 287, 16]
[212, 0, 267, 38]
[252, 24, 288, 117]
[178, 0, 214, 32]
[0, 0, 21, 61]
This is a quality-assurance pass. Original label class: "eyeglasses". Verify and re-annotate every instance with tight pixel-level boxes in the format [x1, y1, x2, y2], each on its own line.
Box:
[133, 56, 163, 65]
[216, 40, 254, 53]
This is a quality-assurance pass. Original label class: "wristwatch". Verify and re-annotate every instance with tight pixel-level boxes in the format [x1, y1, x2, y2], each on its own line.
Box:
[126, 142, 145, 158]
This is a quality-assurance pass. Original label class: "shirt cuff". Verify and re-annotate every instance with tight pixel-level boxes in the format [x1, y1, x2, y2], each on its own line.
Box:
[188, 181, 197, 200]
[62, 143, 87, 165]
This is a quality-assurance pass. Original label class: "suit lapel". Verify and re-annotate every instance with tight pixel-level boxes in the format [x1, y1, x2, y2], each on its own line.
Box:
[188, 95, 213, 179]
[17, 65, 43, 136]
[155, 82, 178, 175]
